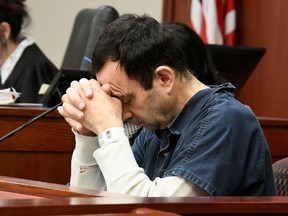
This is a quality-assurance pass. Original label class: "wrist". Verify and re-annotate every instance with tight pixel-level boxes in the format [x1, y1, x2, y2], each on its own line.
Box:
[98, 127, 126, 147]
[72, 127, 96, 137]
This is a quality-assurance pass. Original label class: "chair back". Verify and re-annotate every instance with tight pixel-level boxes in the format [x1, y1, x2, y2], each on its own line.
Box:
[273, 157, 288, 196]
[61, 6, 119, 70]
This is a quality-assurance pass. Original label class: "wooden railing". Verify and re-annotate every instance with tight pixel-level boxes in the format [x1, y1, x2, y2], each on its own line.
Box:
[258, 116, 288, 162]
[0, 105, 74, 184]
[1, 106, 288, 184]
[0, 175, 287, 216]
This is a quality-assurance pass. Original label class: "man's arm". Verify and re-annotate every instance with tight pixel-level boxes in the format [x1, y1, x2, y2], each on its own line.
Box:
[59, 79, 208, 196]
[94, 127, 209, 197]
[70, 131, 106, 190]
[70, 127, 208, 196]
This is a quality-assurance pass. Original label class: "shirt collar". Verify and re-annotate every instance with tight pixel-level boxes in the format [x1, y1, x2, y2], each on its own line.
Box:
[156, 83, 236, 138]
[0, 35, 34, 84]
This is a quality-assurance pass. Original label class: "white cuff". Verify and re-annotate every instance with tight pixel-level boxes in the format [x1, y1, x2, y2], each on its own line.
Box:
[98, 127, 126, 147]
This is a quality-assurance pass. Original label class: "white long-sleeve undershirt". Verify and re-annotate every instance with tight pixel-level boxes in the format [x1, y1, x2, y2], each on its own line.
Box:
[70, 128, 209, 197]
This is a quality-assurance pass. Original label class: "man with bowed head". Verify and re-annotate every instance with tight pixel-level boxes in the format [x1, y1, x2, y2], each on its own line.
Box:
[58, 14, 275, 196]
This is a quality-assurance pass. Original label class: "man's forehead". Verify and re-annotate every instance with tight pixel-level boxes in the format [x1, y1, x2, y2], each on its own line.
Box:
[96, 61, 122, 84]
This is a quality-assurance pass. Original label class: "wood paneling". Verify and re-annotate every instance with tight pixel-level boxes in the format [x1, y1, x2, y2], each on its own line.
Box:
[162, 0, 288, 119]
[0, 106, 74, 184]
[162, 0, 288, 160]
[162, 0, 191, 23]
[235, 0, 288, 118]
[259, 117, 288, 162]
[1, 106, 287, 182]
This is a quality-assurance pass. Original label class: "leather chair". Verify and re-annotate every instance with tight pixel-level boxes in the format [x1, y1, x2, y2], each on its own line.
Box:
[61, 5, 119, 71]
[272, 157, 288, 196]
[41, 6, 119, 106]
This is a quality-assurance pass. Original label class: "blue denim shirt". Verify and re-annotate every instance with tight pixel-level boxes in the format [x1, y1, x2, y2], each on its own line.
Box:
[132, 83, 276, 196]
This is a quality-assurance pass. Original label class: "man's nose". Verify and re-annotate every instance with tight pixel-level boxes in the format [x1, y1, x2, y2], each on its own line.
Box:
[122, 105, 133, 122]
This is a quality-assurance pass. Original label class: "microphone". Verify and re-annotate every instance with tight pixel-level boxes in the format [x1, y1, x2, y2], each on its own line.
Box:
[0, 102, 62, 142]
[0, 101, 142, 144]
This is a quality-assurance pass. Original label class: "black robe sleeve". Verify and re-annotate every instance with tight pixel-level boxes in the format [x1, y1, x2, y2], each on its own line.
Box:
[2, 43, 59, 103]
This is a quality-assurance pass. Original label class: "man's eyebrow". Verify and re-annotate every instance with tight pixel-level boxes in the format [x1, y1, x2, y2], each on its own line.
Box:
[110, 94, 120, 99]
[111, 92, 130, 103]
[110, 92, 122, 100]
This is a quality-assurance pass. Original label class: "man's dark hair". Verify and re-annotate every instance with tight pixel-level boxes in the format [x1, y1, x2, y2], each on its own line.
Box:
[92, 14, 190, 90]
[162, 22, 226, 85]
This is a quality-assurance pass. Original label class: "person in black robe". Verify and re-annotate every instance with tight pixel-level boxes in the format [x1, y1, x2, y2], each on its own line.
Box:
[0, 0, 58, 103]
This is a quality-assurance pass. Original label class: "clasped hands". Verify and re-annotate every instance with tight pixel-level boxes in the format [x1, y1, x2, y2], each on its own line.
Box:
[57, 78, 124, 136]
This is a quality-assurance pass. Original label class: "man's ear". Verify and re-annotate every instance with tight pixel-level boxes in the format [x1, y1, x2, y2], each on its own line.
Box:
[153, 65, 175, 92]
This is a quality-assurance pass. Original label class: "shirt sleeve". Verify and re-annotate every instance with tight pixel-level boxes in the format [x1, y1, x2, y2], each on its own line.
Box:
[70, 130, 106, 190]
[94, 128, 209, 197]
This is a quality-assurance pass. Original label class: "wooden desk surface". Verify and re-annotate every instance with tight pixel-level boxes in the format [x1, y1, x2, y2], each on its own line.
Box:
[0, 175, 118, 199]
[0, 195, 288, 215]
[0, 175, 288, 216]
[0, 166, 288, 216]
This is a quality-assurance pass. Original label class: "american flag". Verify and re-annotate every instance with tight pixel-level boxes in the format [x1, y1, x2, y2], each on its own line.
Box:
[189, 0, 236, 45]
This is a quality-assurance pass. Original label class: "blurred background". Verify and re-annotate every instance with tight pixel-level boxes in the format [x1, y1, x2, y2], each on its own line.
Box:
[25, 0, 163, 68]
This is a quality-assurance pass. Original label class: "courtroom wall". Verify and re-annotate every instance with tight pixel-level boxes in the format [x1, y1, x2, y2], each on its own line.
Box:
[24, 0, 163, 68]
[163, 0, 288, 119]
[235, 0, 288, 119]
[25, 0, 288, 119]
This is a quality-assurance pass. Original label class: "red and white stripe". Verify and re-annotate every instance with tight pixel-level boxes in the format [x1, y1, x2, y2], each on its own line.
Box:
[190, 0, 236, 45]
